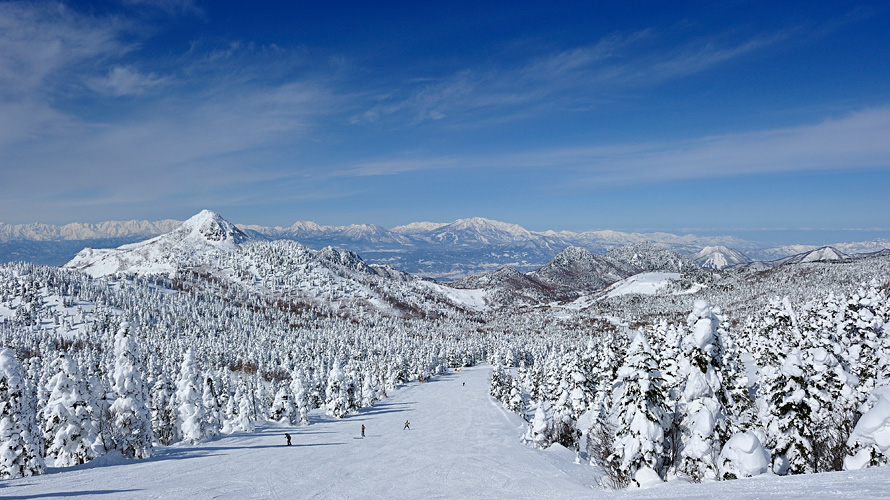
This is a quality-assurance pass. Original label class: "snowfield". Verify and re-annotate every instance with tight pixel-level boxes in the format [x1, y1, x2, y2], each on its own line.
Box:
[4, 366, 890, 499]
[602, 272, 681, 299]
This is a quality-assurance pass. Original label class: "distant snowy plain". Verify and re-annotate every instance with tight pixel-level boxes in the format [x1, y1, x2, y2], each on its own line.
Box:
[4, 366, 890, 499]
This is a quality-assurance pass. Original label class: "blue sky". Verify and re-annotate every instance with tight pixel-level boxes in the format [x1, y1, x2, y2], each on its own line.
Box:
[1, 1, 888, 243]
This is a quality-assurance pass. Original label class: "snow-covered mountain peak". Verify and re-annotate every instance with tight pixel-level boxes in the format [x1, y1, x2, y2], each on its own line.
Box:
[450, 217, 530, 235]
[430, 217, 535, 245]
[390, 221, 449, 234]
[694, 245, 751, 269]
[529, 245, 636, 295]
[178, 210, 250, 248]
[63, 210, 253, 277]
[802, 246, 847, 262]
[287, 220, 328, 233]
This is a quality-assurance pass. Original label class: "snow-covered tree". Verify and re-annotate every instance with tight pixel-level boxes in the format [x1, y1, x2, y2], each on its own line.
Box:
[229, 379, 255, 433]
[270, 384, 296, 423]
[287, 369, 310, 426]
[201, 376, 221, 439]
[175, 349, 209, 443]
[608, 330, 668, 486]
[325, 360, 350, 419]
[109, 324, 153, 459]
[524, 402, 553, 449]
[759, 350, 814, 475]
[42, 352, 100, 466]
[149, 375, 176, 446]
[677, 300, 730, 481]
[0, 348, 45, 479]
[845, 387, 890, 470]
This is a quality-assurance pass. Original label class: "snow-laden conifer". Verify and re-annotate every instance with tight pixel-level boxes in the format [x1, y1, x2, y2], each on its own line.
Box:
[608, 329, 668, 486]
[290, 369, 311, 426]
[42, 352, 100, 466]
[759, 349, 814, 475]
[677, 300, 730, 481]
[326, 360, 350, 418]
[175, 348, 209, 443]
[109, 324, 153, 459]
[149, 375, 176, 446]
[0, 348, 45, 479]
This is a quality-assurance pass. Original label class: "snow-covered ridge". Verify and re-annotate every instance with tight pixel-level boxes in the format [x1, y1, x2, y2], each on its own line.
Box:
[63, 210, 253, 277]
[7, 211, 890, 279]
[0, 219, 182, 242]
[694, 245, 752, 269]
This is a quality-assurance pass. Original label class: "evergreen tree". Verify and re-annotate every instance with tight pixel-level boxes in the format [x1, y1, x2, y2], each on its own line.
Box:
[201, 376, 221, 439]
[230, 379, 255, 432]
[325, 360, 350, 418]
[42, 352, 100, 466]
[608, 330, 668, 485]
[149, 375, 176, 446]
[109, 324, 153, 459]
[759, 350, 815, 475]
[677, 301, 730, 481]
[0, 348, 45, 479]
[291, 369, 311, 426]
[175, 349, 209, 443]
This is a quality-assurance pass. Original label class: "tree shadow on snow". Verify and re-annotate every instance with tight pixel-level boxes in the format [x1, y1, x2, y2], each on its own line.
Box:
[357, 401, 415, 416]
[2, 489, 140, 499]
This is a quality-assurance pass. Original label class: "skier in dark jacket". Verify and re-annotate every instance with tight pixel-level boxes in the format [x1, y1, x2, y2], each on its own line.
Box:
[361, 425, 365, 437]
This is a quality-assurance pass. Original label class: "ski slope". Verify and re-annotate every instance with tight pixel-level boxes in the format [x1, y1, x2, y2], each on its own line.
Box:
[4, 366, 890, 499]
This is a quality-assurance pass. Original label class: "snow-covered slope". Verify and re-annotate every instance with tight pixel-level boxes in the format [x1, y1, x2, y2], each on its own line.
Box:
[694, 245, 751, 269]
[601, 272, 682, 299]
[423, 217, 538, 245]
[390, 221, 450, 234]
[750, 246, 850, 268]
[63, 210, 252, 277]
[7, 365, 890, 499]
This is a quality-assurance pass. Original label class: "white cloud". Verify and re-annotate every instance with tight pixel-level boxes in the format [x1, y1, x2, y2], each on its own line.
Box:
[89, 66, 168, 96]
[332, 106, 890, 184]
[352, 29, 781, 127]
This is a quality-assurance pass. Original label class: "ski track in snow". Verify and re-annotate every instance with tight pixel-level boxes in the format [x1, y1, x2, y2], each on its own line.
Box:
[4, 366, 890, 499]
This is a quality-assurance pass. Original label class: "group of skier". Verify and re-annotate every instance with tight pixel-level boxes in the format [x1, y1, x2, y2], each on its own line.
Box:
[285, 420, 410, 445]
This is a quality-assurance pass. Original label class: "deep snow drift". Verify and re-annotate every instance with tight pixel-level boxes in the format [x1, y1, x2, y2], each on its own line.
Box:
[4, 366, 890, 499]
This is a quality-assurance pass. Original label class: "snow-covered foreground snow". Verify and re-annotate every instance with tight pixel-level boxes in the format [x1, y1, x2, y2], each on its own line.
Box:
[4, 366, 890, 499]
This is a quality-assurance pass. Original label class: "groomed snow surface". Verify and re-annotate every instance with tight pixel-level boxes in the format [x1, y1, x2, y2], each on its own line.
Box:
[4, 366, 890, 499]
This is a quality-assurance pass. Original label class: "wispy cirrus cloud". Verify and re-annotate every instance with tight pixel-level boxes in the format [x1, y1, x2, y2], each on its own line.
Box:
[352, 28, 782, 126]
[335, 106, 890, 184]
[89, 65, 169, 96]
[0, 2, 341, 223]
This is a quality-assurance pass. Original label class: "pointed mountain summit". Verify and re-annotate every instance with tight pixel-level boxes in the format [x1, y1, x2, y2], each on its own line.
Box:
[64, 210, 253, 277]
[177, 209, 252, 248]
[771, 245, 848, 266]
[694, 245, 751, 269]
[426, 217, 536, 246]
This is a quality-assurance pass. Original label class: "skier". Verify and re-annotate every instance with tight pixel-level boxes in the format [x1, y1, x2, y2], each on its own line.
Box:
[404, 420, 410, 430]
[361, 425, 365, 438]
[285, 433, 292, 446]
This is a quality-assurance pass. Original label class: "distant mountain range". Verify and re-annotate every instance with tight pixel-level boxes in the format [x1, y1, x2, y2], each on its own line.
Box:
[61, 211, 888, 316]
[4, 213, 890, 279]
